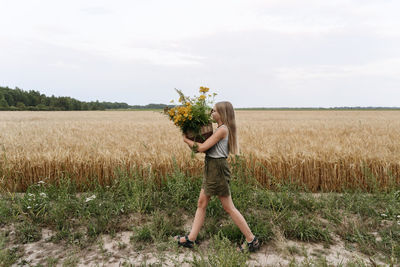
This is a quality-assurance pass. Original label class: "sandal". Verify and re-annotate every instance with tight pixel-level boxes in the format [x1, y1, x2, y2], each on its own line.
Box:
[174, 235, 197, 248]
[238, 236, 261, 253]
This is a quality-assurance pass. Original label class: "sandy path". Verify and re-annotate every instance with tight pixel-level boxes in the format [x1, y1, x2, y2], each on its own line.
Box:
[3, 225, 387, 266]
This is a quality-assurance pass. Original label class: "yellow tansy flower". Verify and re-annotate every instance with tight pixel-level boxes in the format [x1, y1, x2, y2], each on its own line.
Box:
[199, 87, 210, 93]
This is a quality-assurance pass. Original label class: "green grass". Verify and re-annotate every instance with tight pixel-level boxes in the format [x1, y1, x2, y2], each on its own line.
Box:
[15, 221, 42, 244]
[0, 164, 399, 266]
[0, 231, 21, 267]
[190, 234, 249, 267]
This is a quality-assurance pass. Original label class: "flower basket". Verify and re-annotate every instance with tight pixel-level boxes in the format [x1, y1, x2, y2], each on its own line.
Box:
[165, 86, 217, 147]
[185, 123, 213, 143]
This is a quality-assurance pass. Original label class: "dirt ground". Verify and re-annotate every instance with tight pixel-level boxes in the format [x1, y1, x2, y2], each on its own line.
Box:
[3, 224, 388, 267]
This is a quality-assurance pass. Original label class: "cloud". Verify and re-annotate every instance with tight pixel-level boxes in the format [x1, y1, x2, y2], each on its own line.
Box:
[48, 61, 82, 70]
[80, 6, 113, 15]
[275, 58, 400, 82]
[33, 37, 205, 66]
[1, 0, 400, 107]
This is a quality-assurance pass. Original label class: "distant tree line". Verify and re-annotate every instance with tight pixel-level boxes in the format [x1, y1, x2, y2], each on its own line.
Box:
[238, 107, 400, 110]
[130, 103, 174, 109]
[0, 86, 174, 111]
[2, 85, 397, 111]
[331, 106, 400, 110]
[0, 86, 131, 111]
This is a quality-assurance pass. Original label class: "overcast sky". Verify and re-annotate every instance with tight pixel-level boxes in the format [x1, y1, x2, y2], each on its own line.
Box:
[1, 0, 399, 108]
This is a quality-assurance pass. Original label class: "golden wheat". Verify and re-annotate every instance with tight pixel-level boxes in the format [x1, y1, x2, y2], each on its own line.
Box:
[0, 110, 399, 192]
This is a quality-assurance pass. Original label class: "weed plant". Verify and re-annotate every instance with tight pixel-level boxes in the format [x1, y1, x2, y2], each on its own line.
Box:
[0, 162, 399, 265]
[189, 234, 249, 267]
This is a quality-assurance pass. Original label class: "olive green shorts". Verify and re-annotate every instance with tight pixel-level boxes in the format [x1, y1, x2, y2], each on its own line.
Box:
[202, 156, 231, 197]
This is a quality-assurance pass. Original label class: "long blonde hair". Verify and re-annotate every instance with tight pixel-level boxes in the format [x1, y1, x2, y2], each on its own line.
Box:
[215, 101, 239, 155]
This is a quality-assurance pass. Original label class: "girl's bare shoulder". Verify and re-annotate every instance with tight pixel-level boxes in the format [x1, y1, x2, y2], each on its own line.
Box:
[216, 125, 228, 138]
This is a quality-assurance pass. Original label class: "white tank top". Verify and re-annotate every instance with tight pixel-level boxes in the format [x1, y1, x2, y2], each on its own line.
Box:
[206, 125, 229, 158]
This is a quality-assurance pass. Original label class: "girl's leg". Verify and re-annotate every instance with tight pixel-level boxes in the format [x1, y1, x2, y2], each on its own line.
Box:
[177, 188, 211, 243]
[218, 194, 255, 243]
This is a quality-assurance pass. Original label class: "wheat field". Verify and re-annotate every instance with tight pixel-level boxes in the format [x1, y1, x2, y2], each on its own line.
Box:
[1, 110, 399, 192]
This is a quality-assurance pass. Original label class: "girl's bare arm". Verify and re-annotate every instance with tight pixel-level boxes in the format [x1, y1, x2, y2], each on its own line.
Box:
[183, 127, 228, 153]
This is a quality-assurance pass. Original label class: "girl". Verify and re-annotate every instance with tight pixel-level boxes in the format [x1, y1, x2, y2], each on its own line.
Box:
[174, 101, 260, 252]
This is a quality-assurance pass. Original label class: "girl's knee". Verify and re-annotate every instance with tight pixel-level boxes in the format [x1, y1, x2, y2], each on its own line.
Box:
[197, 198, 208, 209]
[222, 203, 236, 214]
[224, 206, 236, 214]
[197, 195, 209, 209]
[218, 195, 235, 214]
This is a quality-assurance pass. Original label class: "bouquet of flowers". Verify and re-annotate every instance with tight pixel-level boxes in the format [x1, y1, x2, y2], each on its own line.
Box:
[166, 86, 217, 143]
